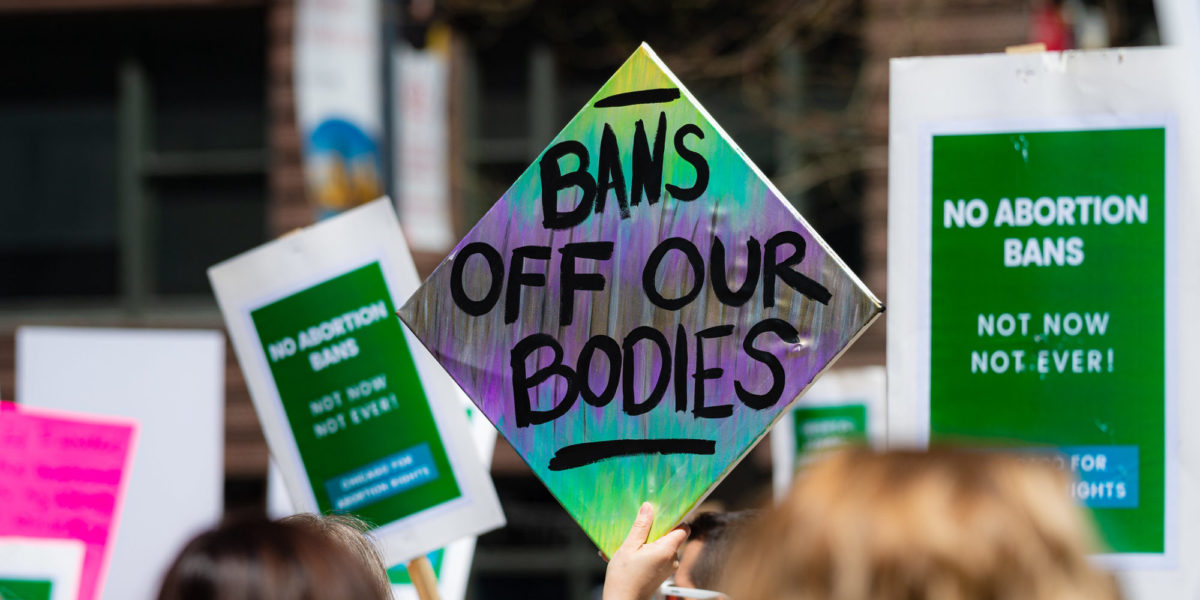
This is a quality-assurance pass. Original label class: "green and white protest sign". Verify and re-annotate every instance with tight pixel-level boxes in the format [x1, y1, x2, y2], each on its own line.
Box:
[268, 387, 497, 600]
[888, 48, 1191, 580]
[770, 366, 885, 498]
[385, 398, 496, 600]
[0, 538, 85, 600]
[209, 199, 504, 565]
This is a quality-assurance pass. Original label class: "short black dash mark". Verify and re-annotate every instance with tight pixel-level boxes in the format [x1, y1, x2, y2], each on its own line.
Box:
[593, 88, 681, 108]
[548, 439, 715, 471]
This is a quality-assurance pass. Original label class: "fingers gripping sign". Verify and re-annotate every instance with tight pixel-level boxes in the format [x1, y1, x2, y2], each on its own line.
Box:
[603, 502, 690, 600]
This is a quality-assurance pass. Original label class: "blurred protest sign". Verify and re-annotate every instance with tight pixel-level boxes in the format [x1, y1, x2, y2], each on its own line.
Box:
[393, 43, 455, 253]
[399, 43, 882, 556]
[386, 395, 495, 600]
[769, 366, 885, 498]
[0, 538, 85, 600]
[888, 49, 1194, 585]
[268, 386, 497, 600]
[1157, 0, 1200, 73]
[295, 0, 384, 217]
[210, 198, 504, 565]
[1144, 10, 1200, 595]
[0, 402, 137, 600]
[17, 327, 224, 600]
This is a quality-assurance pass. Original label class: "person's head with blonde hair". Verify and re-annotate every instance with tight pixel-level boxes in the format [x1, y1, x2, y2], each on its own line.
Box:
[720, 447, 1120, 600]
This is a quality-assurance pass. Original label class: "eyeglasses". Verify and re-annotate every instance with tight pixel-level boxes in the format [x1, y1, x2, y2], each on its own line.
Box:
[659, 582, 730, 600]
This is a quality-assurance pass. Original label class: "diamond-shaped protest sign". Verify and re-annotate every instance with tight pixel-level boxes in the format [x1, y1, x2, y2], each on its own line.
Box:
[399, 43, 882, 556]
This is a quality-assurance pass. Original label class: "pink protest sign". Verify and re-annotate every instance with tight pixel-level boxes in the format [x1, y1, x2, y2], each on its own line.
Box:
[0, 401, 138, 600]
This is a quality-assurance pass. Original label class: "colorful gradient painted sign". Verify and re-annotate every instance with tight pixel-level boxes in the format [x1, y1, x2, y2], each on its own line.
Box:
[399, 44, 882, 555]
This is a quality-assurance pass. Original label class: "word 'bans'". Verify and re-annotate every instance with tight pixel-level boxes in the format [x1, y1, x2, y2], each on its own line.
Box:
[540, 112, 708, 229]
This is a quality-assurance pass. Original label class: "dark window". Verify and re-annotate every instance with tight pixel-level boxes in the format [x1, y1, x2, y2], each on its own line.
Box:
[0, 8, 267, 303]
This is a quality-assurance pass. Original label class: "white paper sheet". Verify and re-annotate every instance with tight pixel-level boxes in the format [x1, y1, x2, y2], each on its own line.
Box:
[16, 327, 225, 600]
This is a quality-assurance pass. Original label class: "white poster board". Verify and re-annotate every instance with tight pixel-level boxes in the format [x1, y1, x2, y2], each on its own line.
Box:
[16, 327, 225, 600]
[393, 44, 455, 253]
[0, 537, 86, 600]
[268, 386, 498, 600]
[209, 198, 504, 565]
[295, 0, 385, 215]
[1156, 0, 1200, 59]
[888, 48, 1198, 594]
[770, 366, 885, 499]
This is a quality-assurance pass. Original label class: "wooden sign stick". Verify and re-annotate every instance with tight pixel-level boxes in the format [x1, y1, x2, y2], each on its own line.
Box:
[407, 555, 442, 600]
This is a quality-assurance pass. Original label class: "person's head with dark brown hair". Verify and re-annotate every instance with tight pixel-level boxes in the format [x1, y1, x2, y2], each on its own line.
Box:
[675, 510, 756, 591]
[157, 513, 391, 600]
[720, 447, 1121, 600]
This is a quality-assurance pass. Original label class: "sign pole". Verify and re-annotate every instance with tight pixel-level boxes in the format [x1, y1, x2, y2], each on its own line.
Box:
[406, 555, 441, 600]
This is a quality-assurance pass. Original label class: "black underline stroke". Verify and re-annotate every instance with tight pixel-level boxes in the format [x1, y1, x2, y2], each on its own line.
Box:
[548, 438, 715, 471]
[593, 88, 681, 108]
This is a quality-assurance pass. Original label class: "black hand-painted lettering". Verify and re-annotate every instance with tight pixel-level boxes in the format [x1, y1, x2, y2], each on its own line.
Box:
[710, 236, 762, 307]
[621, 326, 671, 415]
[693, 324, 734, 418]
[665, 124, 708, 201]
[510, 334, 579, 428]
[592, 88, 681, 108]
[642, 237, 705, 311]
[595, 124, 630, 219]
[547, 438, 714, 471]
[631, 112, 667, 206]
[763, 231, 832, 307]
[450, 242, 503, 316]
[558, 241, 614, 327]
[736, 318, 799, 410]
[577, 335, 621, 407]
[540, 140, 596, 230]
[504, 245, 550, 324]
[673, 324, 688, 412]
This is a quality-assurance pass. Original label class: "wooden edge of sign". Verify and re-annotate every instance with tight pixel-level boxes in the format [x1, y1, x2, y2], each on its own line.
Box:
[407, 555, 442, 600]
[1005, 42, 1048, 55]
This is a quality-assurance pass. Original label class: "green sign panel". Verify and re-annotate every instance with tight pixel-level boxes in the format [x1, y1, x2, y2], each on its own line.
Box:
[251, 261, 462, 524]
[0, 579, 53, 600]
[791, 403, 867, 458]
[930, 127, 1166, 553]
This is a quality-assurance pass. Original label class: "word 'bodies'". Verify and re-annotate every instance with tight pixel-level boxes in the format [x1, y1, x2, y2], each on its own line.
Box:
[399, 44, 881, 557]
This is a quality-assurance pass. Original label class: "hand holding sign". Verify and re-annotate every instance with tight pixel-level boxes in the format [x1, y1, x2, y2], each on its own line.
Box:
[602, 503, 689, 600]
[400, 43, 881, 556]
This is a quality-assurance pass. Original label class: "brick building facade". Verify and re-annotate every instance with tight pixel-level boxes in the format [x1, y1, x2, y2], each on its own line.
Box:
[0, 0, 1155, 596]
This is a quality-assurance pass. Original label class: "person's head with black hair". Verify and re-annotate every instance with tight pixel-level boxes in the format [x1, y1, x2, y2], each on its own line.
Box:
[674, 510, 756, 591]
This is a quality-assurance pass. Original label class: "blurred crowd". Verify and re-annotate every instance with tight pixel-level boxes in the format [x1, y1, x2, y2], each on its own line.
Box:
[151, 447, 1119, 600]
